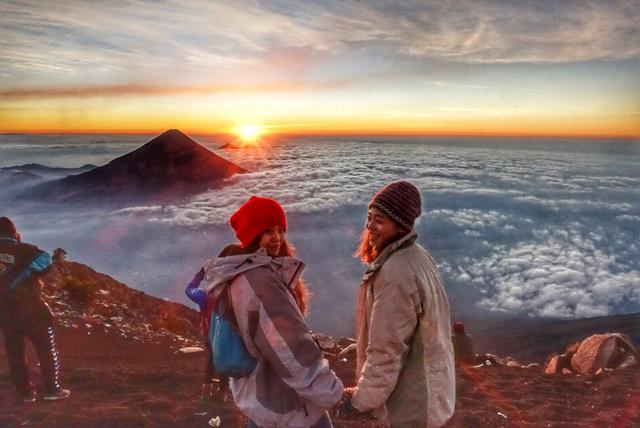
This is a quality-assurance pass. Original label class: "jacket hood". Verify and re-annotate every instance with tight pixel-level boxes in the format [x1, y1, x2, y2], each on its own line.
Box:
[201, 247, 305, 297]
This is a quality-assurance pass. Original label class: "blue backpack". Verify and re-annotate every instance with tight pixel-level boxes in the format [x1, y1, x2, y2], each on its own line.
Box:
[209, 285, 257, 378]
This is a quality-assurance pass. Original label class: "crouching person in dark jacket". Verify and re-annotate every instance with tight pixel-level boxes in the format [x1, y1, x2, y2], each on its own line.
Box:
[0, 217, 70, 403]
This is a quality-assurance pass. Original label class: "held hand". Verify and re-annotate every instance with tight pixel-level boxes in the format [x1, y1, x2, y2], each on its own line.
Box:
[334, 387, 369, 419]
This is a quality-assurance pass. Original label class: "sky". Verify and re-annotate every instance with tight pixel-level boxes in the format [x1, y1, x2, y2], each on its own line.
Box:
[0, 0, 639, 136]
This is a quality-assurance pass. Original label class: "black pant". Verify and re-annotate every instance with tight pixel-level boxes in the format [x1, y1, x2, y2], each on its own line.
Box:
[0, 300, 61, 395]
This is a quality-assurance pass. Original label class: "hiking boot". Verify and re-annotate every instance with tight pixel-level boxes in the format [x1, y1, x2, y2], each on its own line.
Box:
[43, 388, 70, 401]
[23, 391, 37, 403]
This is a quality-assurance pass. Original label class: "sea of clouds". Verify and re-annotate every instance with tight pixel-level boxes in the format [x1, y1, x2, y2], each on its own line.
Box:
[1, 135, 639, 336]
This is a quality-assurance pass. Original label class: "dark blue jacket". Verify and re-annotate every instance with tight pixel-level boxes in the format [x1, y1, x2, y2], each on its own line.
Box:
[0, 237, 53, 325]
[0, 237, 52, 293]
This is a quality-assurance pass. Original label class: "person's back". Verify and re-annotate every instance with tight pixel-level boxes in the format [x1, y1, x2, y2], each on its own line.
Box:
[0, 228, 52, 326]
[0, 217, 70, 402]
[381, 241, 455, 427]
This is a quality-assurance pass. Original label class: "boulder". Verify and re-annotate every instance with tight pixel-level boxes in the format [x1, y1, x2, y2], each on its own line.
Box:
[545, 355, 561, 374]
[570, 333, 637, 375]
[314, 333, 336, 351]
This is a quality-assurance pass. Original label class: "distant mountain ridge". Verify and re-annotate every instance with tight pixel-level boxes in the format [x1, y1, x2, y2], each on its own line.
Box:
[29, 129, 247, 203]
[1, 163, 97, 177]
[218, 142, 242, 149]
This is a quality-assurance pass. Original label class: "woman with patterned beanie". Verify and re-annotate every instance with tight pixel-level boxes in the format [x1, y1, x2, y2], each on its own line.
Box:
[335, 181, 456, 427]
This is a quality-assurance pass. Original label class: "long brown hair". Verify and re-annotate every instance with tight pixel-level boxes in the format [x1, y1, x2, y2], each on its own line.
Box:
[219, 235, 309, 315]
[355, 229, 378, 264]
[355, 227, 409, 264]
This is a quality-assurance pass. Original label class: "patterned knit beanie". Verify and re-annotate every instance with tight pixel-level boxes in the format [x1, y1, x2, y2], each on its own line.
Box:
[0, 217, 17, 238]
[369, 181, 422, 230]
[229, 196, 287, 248]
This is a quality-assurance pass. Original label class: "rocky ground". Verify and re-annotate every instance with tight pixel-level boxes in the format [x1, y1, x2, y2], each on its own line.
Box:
[0, 260, 638, 427]
[1, 325, 638, 428]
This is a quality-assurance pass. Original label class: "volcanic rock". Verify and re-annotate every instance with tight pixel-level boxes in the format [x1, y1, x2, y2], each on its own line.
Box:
[570, 333, 638, 374]
[42, 257, 200, 344]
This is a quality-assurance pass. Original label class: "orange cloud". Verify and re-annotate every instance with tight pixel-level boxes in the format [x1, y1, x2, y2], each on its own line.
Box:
[0, 78, 366, 100]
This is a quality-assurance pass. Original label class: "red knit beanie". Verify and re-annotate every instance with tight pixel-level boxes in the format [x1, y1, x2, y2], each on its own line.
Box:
[229, 196, 287, 248]
[369, 181, 422, 230]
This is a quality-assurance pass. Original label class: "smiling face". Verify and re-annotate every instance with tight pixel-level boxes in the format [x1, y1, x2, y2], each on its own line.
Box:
[366, 207, 404, 252]
[259, 225, 285, 257]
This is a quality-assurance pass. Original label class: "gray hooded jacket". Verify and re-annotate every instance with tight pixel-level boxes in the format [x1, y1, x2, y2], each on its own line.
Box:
[202, 248, 343, 428]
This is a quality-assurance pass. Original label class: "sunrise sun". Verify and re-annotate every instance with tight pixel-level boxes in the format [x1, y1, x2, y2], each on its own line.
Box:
[235, 124, 263, 143]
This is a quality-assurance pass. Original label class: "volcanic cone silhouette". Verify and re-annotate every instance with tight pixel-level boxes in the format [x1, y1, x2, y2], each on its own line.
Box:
[32, 129, 247, 202]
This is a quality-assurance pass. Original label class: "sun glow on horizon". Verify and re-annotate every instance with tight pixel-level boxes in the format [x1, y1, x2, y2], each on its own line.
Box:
[234, 124, 264, 144]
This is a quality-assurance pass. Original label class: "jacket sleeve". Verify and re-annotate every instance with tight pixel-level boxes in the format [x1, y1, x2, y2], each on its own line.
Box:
[351, 269, 419, 412]
[237, 272, 343, 408]
[30, 251, 52, 274]
[184, 268, 207, 311]
[10, 251, 52, 290]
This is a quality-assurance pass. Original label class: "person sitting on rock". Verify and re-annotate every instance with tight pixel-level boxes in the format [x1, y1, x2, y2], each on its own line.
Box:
[0, 217, 70, 403]
[451, 321, 476, 365]
[451, 321, 500, 367]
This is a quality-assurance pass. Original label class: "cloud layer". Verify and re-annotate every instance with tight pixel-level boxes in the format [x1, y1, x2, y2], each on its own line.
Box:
[2, 135, 639, 335]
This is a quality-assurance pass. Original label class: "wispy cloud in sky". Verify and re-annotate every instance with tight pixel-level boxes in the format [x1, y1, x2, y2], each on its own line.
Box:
[0, 78, 373, 99]
[1, 0, 638, 135]
[2, 0, 638, 88]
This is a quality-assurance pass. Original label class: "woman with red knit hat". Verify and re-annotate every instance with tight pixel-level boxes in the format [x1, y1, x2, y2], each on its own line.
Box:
[198, 196, 342, 428]
[335, 181, 456, 427]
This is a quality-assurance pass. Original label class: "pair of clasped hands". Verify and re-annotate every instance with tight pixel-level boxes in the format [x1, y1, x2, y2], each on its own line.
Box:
[333, 387, 375, 421]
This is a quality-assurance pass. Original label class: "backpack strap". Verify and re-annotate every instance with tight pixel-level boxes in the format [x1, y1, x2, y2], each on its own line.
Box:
[224, 283, 242, 334]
